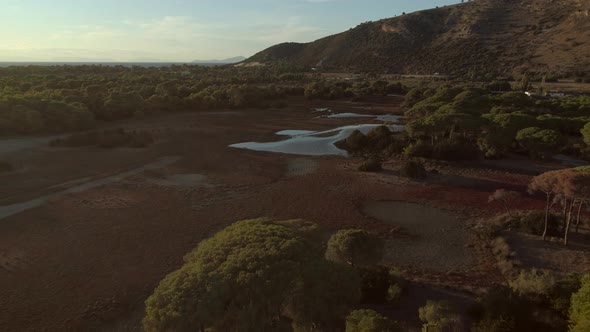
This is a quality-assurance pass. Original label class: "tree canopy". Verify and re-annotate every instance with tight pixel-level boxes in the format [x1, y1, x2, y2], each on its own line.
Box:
[569, 275, 590, 332]
[325, 229, 384, 267]
[144, 218, 361, 332]
[345, 309, 401, 332]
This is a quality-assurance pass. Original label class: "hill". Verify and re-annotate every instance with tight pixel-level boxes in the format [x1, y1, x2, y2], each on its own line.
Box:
[247, 0, 590, 77]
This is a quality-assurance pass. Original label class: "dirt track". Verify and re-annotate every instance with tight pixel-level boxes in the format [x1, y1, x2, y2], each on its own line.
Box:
[0, 97, 549, 331]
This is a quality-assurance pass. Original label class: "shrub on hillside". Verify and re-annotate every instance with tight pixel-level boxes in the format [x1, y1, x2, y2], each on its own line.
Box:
[400, 160, 427, 179]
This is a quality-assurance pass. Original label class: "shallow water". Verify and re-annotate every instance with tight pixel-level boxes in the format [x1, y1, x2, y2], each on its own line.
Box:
[324, 113, 403, 123]
[231, 124, 404, 156]
[276, 130, 317, 136]
[231, 112, 405, 156]
[326, 113, 374, 118]
[0, 156, 180, 220]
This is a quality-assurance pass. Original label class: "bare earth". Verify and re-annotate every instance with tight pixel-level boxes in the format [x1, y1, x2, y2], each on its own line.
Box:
[0, 96, 586, 331]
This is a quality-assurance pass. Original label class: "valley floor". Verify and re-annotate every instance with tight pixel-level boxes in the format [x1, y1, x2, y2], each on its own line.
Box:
[0, 97, 588, 331]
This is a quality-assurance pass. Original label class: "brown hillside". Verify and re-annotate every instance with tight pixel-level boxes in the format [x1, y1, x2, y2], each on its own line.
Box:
[247, 0, 590, 76]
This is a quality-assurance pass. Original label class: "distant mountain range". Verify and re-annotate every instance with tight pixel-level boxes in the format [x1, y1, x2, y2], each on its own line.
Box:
[247, 0, 590, 76]
[192, 56, 246, 64]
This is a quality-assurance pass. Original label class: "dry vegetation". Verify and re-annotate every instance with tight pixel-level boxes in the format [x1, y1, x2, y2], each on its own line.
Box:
[249, 0, 590, 77]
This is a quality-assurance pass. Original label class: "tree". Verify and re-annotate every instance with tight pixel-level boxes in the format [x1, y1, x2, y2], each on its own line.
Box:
[518, 74, 531, 92]
[529, 170, 561, 240]
[346, 130, 369, 152]
[530, 169, 590, 245]
[558, 169, 590, 245]
[485, 113, 536, 135]
[477, 128, 513, 159]
[144, 219, 361, 332]
[288, 260, 361, 330]
[488, 189, 520, 217]
[580, 122, 590, 146]
[418, 300, 461, 332]
[569, 275, 590, 332]
[325, 229, 384, 267]
[143, 265, 223, 332]
[516, 127, 563, 160]
[345, 309, 401, 332]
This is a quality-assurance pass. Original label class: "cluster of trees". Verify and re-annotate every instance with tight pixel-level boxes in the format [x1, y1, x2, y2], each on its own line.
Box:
[0, 65, 411, 137]
[143, 219, 404, 331]
[479, 168, 590, 331]
[468, 275, 590, 332]
[528, 167, 590, 245]
[0, 65, 309, 136]
[399, 85, 590, 161]
[304, 80, 407, 100]
[144, 218, 590, 331]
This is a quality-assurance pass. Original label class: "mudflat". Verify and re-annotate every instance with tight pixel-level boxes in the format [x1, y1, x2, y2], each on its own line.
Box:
[0, 97, 565, 331]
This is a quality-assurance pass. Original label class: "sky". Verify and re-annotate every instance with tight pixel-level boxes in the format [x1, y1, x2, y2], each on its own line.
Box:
[0, 0, 460, 62]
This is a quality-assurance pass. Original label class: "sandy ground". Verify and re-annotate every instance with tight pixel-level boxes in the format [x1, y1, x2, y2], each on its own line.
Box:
[363, 201, 473, 271]
[0, 96, 581, 331]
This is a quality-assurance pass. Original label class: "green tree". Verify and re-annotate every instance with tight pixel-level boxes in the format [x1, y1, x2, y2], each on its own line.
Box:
[516, 127, 563, 160]
[144, 219, 360, 332]
[325, 229, 384, 267]
[418, 300, 461, 332]
[580, 122, 590, 146]
[528, 170, 561, 240]
[569, 275, 590, 332]
[477, 128, 513, 159]
[345, 309, 401, 332]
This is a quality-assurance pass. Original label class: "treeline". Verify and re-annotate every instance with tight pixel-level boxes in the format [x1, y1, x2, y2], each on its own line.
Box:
[143, 218, 590, 331]
[0, 65, 307, 136]
[0, 65, 408, 136]
[401, 85, 590, 161]
[304, 80, 407, 99]
[341, 85, 590, 165]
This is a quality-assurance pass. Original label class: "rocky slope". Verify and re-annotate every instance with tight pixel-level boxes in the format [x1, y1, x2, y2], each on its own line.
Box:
[247, 0, 590, 76]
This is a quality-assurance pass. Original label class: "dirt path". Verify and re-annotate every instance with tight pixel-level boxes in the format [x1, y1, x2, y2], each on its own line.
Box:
[0, 157, 179, 220]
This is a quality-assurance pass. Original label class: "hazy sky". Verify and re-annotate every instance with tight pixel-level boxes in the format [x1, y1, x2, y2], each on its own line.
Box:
[0, 0, 460, 62]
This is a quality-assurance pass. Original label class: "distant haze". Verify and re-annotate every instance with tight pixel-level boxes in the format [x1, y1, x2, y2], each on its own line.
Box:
[0, 0, 460, 62]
